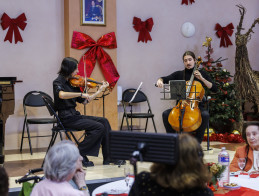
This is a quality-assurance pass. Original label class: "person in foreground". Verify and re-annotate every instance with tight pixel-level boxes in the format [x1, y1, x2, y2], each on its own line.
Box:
[129, 134, 213, 196]
[156, 51, 217, 143]
[230, 122, 259, 172]
[53, 57, 111, 167]
[0, 167, 9, 196]
[31, 140, 90, 196]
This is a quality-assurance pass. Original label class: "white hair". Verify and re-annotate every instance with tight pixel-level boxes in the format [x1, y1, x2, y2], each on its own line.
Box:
[43, 140, 80, 182]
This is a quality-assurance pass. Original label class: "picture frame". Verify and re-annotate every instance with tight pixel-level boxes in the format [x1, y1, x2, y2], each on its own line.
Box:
[81, 0, 106, 26]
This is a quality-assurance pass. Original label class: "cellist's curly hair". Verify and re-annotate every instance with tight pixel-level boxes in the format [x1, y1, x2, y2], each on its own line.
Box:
[150, 134, 211, 192]
[182, 51, 196, 61]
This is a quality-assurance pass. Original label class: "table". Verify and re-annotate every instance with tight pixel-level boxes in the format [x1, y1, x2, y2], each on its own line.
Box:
[92, 177, 134, 196]
[92, 175, 259, 196]
[214, 175, 259, 195]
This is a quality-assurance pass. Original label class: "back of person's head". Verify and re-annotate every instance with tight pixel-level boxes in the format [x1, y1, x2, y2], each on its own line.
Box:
[43, 140, 80, 182]
[150, 134, 210, 191]
[58, 57, 78, 78]
[182, 51, 196, 61]
[0, 167, 9, 196]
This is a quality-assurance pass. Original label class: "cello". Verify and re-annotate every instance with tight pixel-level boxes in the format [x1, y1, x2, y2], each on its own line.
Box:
[168, 57, 205, 132]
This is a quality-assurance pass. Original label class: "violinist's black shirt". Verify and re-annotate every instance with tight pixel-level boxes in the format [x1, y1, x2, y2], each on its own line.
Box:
[53, 75, 85, 111]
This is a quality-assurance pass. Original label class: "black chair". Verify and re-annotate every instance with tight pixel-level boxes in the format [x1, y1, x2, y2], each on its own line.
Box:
[20, 91, 57, 155]
[41, 96, 84, 160]
[120, 88, 157, 133]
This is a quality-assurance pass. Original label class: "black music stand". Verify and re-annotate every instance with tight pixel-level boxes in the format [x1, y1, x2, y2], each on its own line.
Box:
[109, 131, 179, 195]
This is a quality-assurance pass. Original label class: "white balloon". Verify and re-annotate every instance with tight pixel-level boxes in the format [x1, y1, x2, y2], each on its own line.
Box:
[181, 22, 195, 38]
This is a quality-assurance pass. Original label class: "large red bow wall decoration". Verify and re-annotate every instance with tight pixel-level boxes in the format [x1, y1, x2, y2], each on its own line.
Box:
[133, 17, 153, 43]
[71, 31, 119, 89]
[215, 23, 234, 48]
[1, 13, 27, 44]
[181, 0, 195, 5]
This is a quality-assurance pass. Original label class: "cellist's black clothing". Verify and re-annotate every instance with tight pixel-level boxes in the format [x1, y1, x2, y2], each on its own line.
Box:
[160, 68, 217, 143]
[53, 75, 109, 160]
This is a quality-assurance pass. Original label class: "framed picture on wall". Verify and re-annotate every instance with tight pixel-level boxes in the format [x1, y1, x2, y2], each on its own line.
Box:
[81, 0, 106, 26]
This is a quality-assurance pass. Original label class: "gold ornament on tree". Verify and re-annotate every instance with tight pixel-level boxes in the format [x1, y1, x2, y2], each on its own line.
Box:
[232, 130, 241, 135]
[202, 36, 212, 47]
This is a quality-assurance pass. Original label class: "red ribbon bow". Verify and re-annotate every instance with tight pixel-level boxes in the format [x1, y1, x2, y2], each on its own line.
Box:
[1, 13, 27, 44]
[215, 23, 234, 47]
[133, 17, 153, 43]
[181, 0, 195, 5]
[71, 31, 119, 89]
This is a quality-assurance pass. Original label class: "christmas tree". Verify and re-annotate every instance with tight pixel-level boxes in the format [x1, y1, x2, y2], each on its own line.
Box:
[201, 37, 241, 133]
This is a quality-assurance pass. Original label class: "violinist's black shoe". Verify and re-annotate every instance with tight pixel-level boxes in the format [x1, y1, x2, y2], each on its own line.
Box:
[82, 156, 94, 167]
[103, 159, 126, 166]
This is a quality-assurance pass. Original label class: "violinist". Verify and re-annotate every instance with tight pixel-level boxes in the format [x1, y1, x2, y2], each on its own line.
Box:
[53, 57, 111, 167]
[156, 51, 217, 143]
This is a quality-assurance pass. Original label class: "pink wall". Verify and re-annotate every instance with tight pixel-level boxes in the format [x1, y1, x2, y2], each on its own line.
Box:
[0, 0, 64, 150]
[117, 0, 259, 133]
[0, 0, 258, 150]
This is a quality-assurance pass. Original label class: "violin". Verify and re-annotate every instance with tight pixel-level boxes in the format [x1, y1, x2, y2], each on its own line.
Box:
[69, 75, 102, 88]
[168, 57, 205, 132]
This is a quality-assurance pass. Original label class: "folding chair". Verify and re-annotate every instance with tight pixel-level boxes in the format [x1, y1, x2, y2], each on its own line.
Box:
[41, 96, 85, 166]
[20, 91, 57, 155]
[120, 88, 157, 133]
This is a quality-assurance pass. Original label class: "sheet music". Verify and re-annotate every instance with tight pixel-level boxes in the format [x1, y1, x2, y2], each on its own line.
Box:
[129, 82, 143, 103]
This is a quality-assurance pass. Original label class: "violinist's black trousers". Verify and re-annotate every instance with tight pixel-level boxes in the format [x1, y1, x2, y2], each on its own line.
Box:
[59, 109, 110, 159]
[162, 107, 209, 144]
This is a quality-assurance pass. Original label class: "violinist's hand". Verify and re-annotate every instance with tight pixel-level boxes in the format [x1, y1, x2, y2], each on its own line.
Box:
[194, 70, 204, 81]
[99, 81, 109, 92]
[156, 78, 164, 88]
[81, 93, 90, 101]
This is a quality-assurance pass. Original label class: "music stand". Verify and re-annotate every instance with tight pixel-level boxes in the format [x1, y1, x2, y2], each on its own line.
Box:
[109, 131, 179, 195]
[169, 80, 186, 100]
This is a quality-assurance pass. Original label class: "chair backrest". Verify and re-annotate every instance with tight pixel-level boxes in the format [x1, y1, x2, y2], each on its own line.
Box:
[23, 91, 53, 107]
[42, 96, 66, 130]
[122, 88, 148, 103]
[41, 96, 57, 117]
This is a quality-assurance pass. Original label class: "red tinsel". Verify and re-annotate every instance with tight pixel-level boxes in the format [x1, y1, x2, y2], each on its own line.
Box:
[203, 133, 245, 143]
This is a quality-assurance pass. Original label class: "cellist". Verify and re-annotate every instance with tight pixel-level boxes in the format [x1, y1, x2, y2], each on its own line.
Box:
[156, 51, 217, 143]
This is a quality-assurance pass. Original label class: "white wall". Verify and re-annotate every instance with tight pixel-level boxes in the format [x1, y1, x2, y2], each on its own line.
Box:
[117, 0, 259, 133]
[0, 0, 64, 150]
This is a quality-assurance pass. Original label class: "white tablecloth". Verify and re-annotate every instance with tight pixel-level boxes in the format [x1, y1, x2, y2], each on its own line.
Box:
[92, 176, 259, 196]
[230, 176, 259, 191]
[92, 177, 134, 196]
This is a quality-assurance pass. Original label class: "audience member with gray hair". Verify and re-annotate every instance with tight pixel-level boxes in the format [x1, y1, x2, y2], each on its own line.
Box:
[31, 140, 90, 196]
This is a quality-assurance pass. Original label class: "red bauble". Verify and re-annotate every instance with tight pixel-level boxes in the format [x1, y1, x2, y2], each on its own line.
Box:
[228, 134, 235, 142]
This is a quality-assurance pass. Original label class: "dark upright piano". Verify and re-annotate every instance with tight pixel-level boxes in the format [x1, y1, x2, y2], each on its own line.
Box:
[0, 77, 22, 165]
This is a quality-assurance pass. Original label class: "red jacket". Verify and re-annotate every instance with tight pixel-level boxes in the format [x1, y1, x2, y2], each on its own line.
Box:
[230, 145, 253, 172]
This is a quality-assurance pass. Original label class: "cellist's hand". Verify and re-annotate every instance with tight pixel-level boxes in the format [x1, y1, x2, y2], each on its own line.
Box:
[194, 70, 204, 81]
[156, 78, 164, 88]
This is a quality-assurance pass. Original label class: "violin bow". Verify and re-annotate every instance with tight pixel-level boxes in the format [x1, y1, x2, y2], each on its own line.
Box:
[83, 55, 87, 93]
